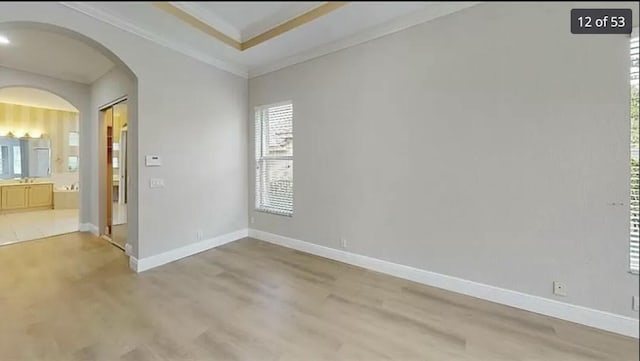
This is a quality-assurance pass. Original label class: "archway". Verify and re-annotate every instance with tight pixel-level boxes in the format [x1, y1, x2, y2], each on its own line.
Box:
[0, 87, 81, 243]
[0, 21, 139, 259]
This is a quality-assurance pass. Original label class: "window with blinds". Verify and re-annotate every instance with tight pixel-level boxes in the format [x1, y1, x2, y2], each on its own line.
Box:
[630, 30, 639, 273]
[255, 102, 293, 216]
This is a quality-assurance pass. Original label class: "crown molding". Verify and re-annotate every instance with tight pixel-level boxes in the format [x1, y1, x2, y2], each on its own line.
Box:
[170, 2, 242, 42]
[59, 2, 249, 78]
[154, 1, 346, 51]
[58, 2, 479, 80]
[241, 2, 347, 50]
[249, 2, 480, 78]
[152, 2, 242, 50]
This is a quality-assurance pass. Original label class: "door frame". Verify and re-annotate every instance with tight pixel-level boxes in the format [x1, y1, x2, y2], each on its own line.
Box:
[118, 127, 128, 205]
[99, 97, 127, 249]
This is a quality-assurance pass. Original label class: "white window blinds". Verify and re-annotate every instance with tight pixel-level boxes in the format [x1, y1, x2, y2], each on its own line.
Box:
[630, 31, 639, 273]
[255, 102, 293, 216]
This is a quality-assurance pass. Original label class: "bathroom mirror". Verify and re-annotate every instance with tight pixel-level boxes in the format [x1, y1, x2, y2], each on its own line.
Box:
[0, 136, 51, 179]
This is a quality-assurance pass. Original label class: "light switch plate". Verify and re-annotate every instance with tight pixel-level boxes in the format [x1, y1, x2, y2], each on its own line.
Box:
[149, 178, 164, 188]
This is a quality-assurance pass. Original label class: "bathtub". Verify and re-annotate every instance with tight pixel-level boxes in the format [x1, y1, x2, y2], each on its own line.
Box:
[54, 187, 79, 209]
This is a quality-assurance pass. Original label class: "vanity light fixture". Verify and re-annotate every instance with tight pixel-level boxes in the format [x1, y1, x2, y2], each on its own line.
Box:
[3, 130, 45, 138]
[11, 130, 26, 138]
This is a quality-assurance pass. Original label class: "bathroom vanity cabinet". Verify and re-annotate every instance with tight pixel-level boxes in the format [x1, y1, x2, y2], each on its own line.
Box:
[0, 183, 53, 211]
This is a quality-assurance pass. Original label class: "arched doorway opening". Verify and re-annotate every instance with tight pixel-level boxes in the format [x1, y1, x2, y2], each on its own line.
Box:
[0, 21, 138, 258]
[0, 87, 80, 243]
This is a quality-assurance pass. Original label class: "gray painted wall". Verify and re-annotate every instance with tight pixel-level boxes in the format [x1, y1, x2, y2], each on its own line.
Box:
[249, 2, 640, 318]
[136, 53, 248, 258]
[1, 2, 248, 259]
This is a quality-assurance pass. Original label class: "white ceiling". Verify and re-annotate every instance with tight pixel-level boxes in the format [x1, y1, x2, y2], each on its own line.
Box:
[0, 28, 113, 84]
[62, 2, 477, 78]
[0, 87, 78, 112]
[191, 2, 325, 41]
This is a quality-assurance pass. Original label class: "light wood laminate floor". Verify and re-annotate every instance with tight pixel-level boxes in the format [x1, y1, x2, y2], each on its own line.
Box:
[0, 233, 637, 360]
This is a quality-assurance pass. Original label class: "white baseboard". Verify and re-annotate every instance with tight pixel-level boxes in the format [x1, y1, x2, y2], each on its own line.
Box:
[79, 223, 99, 236]
[129, 256, 138, 272]
[124, 243, 133, 256]
[129, 228, 248, 273]
[248, 229, 639, 338]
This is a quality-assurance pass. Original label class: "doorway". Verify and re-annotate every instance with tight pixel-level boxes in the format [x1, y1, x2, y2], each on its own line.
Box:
[101, 99, 128, 249]
[0, 89, 81, 246]
[0, 21, 139, 266]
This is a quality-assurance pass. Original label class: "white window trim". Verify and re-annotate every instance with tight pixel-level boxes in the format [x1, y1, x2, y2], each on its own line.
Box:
[254, 101, 294, 217]
[629, 27, 639, 274]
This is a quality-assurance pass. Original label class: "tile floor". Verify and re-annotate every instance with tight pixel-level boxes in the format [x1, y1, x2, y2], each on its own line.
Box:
[0, 202, 125, 247]
[0, 209, 79, 246]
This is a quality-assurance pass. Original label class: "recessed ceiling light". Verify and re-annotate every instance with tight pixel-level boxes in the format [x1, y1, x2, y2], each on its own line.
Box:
[0, 35, 9, 45]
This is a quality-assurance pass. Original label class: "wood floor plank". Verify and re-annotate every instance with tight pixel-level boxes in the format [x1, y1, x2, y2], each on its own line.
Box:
[0, 234, 637, 360]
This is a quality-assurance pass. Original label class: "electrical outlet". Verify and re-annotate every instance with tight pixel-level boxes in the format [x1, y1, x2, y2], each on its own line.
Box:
[553, 281, 567, 297]
[340, 238, 348, 249]
[196, 230, 203, 241]
[633, 296, 639, 312]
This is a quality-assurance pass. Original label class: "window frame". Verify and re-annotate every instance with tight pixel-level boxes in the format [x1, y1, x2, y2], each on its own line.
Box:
[254, 101, 294, 217]
[629, 27, 639, 274]
[68, 131, 79, 147]
[68, 155, 79, 172]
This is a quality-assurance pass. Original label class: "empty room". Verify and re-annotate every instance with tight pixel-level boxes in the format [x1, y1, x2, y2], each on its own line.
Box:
[0, 1, 638, 360]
